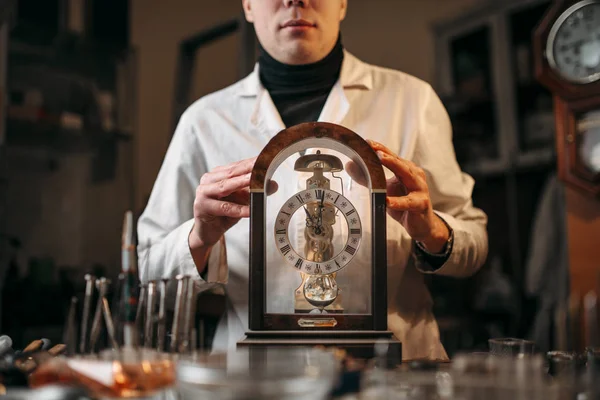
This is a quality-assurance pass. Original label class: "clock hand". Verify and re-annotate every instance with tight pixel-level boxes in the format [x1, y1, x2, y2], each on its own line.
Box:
[316, 193, 325, 234]
[303, 206, 316, 227]
[303, 203, 323, 235]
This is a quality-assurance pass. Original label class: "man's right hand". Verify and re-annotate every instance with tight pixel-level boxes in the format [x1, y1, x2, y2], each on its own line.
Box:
[188, 157, 277, 274]
[188, 157, 256, 272]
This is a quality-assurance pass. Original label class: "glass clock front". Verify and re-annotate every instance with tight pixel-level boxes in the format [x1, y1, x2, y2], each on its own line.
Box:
[264, 143, 373, 320]
[578, 110, 600, 174]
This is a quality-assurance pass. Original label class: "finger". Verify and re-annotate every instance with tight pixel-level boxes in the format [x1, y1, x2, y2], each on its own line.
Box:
[201, 173, 251, 199]
[210, 156, 257, 173]
[224, 180, 276, 206]
[224, 188, 250, 206]
[377, 151, 425, 191]
[386, 191, 430, 213]
[196, 198, 250, 219]
[366, 140, 396, 158]
[345, 161, 369, 187]
[366, 140, 425, 190]
[202, 157, 257, 184]
[386, 176, 407, 197]
[266, 179, 279, 196]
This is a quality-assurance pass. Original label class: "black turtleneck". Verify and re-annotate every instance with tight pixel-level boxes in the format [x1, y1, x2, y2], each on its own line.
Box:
[258, 36, 344, 128]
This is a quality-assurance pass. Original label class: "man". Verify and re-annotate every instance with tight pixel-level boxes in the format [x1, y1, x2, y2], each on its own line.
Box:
[138, 0, 488, 360]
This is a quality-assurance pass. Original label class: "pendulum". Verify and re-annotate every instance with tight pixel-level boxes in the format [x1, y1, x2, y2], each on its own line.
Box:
[303, 274, 338, 313]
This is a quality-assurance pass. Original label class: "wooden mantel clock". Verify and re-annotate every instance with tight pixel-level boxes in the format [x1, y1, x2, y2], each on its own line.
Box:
[534, 0, 600, 197]
[237, 122, 401, 361]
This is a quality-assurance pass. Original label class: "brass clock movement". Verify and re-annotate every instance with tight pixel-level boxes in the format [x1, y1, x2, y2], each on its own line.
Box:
[238, 122, 401, 360]
[274, 151, 363, 315]
[534, 0, 600, 196]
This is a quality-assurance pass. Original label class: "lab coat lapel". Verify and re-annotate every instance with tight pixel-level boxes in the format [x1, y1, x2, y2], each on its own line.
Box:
[317, 80, 350, 125]
[253, 89, 285, 139]
[318, 50, 373, 125]
[240, 65, 285, 140]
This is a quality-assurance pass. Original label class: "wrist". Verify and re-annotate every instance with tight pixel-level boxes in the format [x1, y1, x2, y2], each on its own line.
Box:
[419, 215, 450, 254]
[188, 227, 213, 274]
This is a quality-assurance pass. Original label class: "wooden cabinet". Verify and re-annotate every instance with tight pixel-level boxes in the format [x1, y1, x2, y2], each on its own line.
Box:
[532, 0, 600, 306]
[533, 0, 600, 197]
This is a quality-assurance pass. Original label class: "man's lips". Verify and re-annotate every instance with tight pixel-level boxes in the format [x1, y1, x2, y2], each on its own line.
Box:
[280, 19, 316, 29]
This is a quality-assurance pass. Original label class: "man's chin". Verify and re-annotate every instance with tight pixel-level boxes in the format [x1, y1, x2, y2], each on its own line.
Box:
[281, 42, 322, 65]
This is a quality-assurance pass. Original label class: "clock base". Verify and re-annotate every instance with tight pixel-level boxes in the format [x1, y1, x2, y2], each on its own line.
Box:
[237, 330, 402, 365]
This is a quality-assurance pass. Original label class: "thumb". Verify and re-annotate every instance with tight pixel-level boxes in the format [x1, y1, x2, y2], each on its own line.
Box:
[345, 161, 369, 187]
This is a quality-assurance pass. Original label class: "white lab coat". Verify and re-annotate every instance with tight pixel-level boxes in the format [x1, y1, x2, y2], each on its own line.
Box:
[137, 51, 488, 361]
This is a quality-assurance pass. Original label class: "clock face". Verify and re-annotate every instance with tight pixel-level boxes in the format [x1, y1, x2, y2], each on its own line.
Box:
[547, 0, 600, 84]
[274, 188, 362, 276]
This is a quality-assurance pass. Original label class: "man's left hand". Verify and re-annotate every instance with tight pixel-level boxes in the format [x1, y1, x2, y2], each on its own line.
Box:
[347, 140, 449, 253]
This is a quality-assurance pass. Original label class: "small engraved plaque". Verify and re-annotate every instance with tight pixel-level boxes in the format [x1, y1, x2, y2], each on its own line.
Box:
[298, 318, 338, 328]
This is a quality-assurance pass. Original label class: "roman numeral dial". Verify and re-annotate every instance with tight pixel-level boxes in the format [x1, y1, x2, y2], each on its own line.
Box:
[274, 188, 362, 275]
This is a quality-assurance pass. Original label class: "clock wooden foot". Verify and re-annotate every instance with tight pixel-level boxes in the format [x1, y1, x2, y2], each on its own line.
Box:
[237, 330, 402, 365]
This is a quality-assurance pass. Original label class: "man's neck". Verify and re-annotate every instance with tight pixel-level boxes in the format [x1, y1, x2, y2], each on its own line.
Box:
[258, 36, 344, 128]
